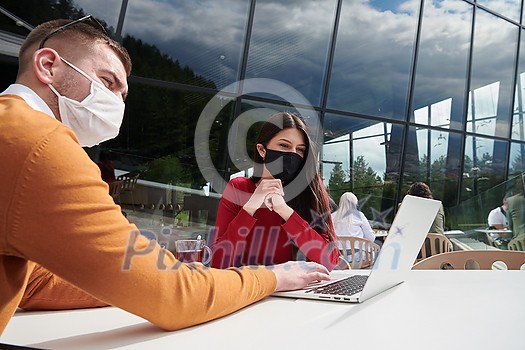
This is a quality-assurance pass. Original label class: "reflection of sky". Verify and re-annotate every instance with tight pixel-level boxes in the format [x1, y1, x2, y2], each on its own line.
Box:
[367, 0, 413, 12]
[416, 129, 448, 163]
[476, 0, 522, 22]
[74, 0, 121, 30]
[76, 0, 522, 119]
[512, 73, 525, 141]
[464, 136, 494, 164]
[244, 0, 337, 105]
[414, 98, 452, 128]
[78, 0, 251, 89]
[322, 123, 389, 184]
[466, 82, 499, 136]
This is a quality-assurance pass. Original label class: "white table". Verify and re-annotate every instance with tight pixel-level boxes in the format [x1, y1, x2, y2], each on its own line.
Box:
[1, 271, 524, 350]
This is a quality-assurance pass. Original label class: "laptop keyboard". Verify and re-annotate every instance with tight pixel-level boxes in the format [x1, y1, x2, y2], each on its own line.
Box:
[307, 275, 369, 296]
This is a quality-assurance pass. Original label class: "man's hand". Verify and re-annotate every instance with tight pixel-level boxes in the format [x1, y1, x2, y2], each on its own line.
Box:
[271, 261, 330, 292]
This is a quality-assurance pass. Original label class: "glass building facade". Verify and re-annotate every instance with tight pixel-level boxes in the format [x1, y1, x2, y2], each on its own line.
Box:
[1, 0, 525, 233]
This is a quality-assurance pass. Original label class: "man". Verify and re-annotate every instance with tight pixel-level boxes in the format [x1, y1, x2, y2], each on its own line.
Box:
[507, 193, 525, 239]
[0, 17, 329, 334]
[487, 197, 508, 230]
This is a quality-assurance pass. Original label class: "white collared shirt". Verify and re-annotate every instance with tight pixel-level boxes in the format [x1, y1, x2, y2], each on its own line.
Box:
[1, 84, 55, 118]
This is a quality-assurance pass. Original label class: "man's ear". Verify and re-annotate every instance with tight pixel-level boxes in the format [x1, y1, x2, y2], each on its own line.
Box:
[256, 143, 265, 159]
[32, 48, 60, 85]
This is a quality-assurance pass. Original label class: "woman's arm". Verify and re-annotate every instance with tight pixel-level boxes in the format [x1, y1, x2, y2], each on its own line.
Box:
[210, 193, 257, 268]
[281, 212, 340, 270]
[359, 212, 376, 242]
[211, 178, 284, 268]
[268, 185, 339, 270]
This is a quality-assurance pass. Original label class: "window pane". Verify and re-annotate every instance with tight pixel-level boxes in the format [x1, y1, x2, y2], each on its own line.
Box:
[467, 9, 518, 137]
[245, 0, 338, 106]
[476, 0, 522, 22]
[322, 114, 400, 225]
[512, 28, 525, 141]
[509, 142, 525, 176]
[122, 0, 250, 89]
[411, 0, 473, 130]
[327, 0, 419, 120]
[231, 99, 321, 176]
[104, 82, 231, 191]
[402, 127, 462, 205]
[72, 0, 122, 31]
[462, 135, 508, 200]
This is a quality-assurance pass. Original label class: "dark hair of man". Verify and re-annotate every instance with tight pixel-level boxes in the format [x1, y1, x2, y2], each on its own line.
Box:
[407, 182, 433, 199]
[252, 112, 335, 242]
[18, 18, 132, 77]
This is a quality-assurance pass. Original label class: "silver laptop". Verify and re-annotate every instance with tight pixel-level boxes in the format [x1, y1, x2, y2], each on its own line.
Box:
[272, 195, 441, 303]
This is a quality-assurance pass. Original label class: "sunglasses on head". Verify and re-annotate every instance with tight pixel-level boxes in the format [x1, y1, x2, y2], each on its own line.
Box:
[38, 15, 107, 49]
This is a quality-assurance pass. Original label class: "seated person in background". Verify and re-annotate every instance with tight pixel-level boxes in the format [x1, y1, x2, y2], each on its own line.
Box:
[331, 192, 376, 262]
[210, 112, 340, 270]
[0, 18, 329, 334]
[406, 182, 445, 235]
[487, 197, 508, 230]
[96, 150, 116, 183]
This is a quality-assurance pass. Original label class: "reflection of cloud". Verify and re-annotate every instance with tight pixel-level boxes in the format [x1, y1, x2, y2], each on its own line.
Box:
[75, 0, 121, 29]
[77, 0, 253, 88]
[322, 132, 387, 183]
[78, 0, 521, 121]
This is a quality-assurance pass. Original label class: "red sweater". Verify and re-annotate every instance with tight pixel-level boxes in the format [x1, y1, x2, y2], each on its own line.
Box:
[211, 177, 339, 270]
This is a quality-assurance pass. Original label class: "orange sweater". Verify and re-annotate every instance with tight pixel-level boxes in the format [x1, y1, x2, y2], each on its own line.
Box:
[0, 95, 276, 334]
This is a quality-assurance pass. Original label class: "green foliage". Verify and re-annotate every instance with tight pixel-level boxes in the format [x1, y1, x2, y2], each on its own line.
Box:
[2, 0, 221, 190]
[327, 155, 383, 217]
[511, 149, 525, 175]
[140, 155, 193, 186]
[327, 162, 347, 202]
[0, 0, 84, 34]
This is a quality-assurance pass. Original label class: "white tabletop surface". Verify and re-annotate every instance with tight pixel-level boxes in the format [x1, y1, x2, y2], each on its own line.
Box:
[475, 229, 513, 233]
[1, 270, 524, 350]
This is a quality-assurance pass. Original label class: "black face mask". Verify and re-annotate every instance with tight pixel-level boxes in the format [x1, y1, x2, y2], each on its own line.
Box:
[263, 148, 305, 184]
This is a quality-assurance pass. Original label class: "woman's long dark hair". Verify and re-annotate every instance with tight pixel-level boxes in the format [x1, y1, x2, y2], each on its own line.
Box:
[251, 112, 335, 242]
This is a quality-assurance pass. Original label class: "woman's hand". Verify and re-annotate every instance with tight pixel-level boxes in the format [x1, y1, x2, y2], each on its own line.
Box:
[265, 192, 293, 221]
[243, 179, 284, 216]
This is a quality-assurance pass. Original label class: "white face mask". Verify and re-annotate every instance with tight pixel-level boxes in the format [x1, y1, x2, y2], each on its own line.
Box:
[48, 57, 125, 147]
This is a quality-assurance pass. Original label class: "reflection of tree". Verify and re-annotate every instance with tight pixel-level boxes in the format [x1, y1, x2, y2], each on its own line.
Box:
[328, 163, 347, 202]
[462, 152, 496, 198]
[140, 155, 193, 185]
[124, 37, 216, 88]
[327, 155, 383, 218]
[2, 0, 222, 191]
[1, 0, 87, 35]
[106, 36, 221, 190]
[410, 154, 447, 183]
[510, 151, 524, 176]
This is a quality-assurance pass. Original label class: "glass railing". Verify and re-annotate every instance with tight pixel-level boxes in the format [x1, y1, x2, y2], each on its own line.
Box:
[446, 172, 525, 250]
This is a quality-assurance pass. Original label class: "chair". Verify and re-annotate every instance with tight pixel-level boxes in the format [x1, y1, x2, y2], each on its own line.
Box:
[337, 236, 381, 269]
[412, 250, 525, 270]
[117, 172, 139, 210]
[108, 180, 123, 203]
[417, 233, 453, 261]
[508, 236, 525, 251]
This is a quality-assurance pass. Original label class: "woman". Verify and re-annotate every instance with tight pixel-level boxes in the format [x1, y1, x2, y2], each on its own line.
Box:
[210, 112, 340, 270]
[331, 192, 376, 259]
[406, 182, 445, 235]
[331, 192, 375, 243]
